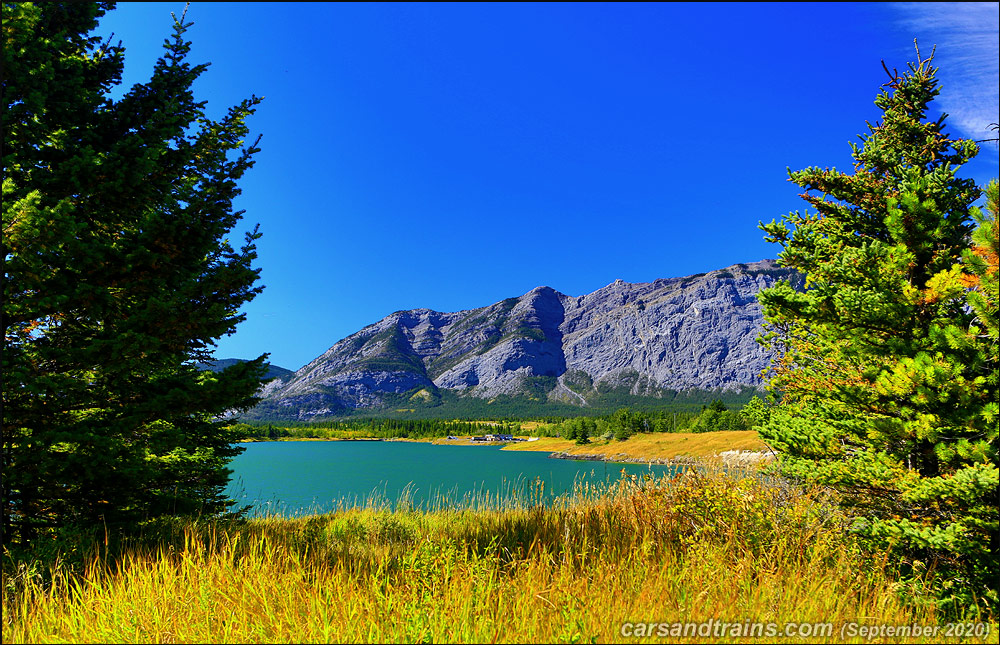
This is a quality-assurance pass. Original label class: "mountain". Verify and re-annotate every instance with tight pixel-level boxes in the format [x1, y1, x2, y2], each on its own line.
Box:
[250, 259, 802, 420]
[198, 358, 295, 383]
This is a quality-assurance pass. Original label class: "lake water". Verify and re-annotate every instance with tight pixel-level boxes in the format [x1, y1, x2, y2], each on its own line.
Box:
[225, 440, 678, 516]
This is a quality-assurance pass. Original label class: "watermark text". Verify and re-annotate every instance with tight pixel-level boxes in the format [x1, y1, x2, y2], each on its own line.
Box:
[620, 620, 832, 639]
[619, 619, 992, 641]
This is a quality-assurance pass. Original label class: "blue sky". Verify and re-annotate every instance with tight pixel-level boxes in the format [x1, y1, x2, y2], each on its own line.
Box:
[92, 2, 1000, 371]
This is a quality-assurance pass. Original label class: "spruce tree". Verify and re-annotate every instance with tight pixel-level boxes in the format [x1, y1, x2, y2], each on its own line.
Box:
[758, 45, 998, 613]
[2, 2, 267, 544]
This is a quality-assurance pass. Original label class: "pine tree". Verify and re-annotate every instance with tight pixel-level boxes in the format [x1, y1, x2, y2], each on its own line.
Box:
[739, 395, 770, 430]
[2, 2, 267, 544]
[757, 45, 998, 613]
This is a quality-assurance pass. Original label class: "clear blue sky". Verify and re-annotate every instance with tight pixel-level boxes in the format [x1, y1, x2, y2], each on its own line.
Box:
[93, 2, 1000, 371]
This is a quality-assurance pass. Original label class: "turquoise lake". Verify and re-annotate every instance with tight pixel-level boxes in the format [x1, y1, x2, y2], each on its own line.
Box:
[225, 440, 678, 516]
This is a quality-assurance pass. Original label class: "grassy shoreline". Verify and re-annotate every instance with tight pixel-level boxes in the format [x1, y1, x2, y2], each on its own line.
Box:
[240, 430, 771, 464]
[498, 431, 768, 462]
[10, 434, 987, 642]
[6, 465, 992, 643]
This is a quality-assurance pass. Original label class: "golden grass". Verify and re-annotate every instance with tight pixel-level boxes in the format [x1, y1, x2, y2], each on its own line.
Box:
[502, 431, 768, 461]
[4, 468, 992, 643]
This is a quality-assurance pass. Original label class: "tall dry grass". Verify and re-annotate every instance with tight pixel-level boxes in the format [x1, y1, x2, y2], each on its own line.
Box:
[3, 467, 994, 643]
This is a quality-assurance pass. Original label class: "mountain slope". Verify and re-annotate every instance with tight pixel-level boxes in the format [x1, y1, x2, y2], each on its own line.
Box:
[251, 259, 800, 420]
[197, 359, 294, 382]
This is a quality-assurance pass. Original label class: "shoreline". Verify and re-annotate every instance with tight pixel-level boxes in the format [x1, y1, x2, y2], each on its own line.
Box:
[547, 450, 701, 466]
[237, 431, 770, 465]
[498, 431, 769, 464]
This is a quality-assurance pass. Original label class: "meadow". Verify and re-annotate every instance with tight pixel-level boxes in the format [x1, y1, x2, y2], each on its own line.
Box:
[499, 429, 769, 462]
[4, 464, 994, 643]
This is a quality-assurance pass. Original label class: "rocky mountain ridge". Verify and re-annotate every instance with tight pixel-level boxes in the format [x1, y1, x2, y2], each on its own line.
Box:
[252, 259, 801, 420]
[198, 359, 294, 383]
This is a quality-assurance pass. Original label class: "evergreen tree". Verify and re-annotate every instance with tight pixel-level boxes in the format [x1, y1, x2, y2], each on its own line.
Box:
[739, 396, 770, 430]
[611, 407, 634, 441]
[2, 2, 266, 544]
[706, 399, 728, 413]
[758, 45, 998, 612]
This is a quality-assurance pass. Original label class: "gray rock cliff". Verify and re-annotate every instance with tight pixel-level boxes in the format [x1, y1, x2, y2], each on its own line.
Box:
[254, 260, 800, 419]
